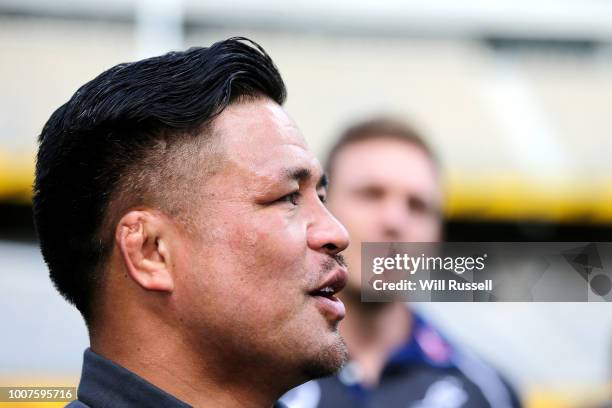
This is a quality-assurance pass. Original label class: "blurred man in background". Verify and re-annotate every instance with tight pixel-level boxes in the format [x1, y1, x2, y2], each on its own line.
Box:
[33, 38, 350, 408]
[282, 118, 522, 408]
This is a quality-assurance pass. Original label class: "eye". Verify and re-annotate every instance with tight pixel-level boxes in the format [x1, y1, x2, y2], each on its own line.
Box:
[408, 196, 427, 214]
[277, 191, 300, 206]
[355, 186, 384, 201]
[318, 193, 327, 203]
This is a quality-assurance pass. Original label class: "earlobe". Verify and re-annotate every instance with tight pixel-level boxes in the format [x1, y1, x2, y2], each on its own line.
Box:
[116, 211, 175, 293]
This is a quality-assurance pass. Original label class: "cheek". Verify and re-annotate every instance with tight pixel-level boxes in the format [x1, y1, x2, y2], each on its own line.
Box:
[177, 214, 311, 337]
[219, 212, 310, 310]
[410, 218, 441, 242]
[231, 215, 304, 274]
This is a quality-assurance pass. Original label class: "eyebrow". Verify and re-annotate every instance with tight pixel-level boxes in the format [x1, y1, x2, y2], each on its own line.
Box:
[282, 167, 328, 189]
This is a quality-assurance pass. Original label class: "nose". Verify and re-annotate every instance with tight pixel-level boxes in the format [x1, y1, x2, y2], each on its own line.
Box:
[379, 197, 410, 241]
[307, 203, 350, 256]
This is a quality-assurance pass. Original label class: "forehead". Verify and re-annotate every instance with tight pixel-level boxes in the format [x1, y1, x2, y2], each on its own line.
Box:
[332, 137, 440, 194]
[212, 99, 320, 180]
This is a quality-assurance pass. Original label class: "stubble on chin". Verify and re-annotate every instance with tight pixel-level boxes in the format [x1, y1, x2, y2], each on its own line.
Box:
[300, 329, 349, 380]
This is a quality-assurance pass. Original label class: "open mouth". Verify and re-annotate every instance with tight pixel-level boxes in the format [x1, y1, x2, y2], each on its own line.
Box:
[309, 268, 348, 321]
[310, 284, 341, 301]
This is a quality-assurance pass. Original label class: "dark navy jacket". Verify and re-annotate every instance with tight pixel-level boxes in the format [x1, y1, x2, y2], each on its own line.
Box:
[66, 348, 287, 408]
[281, 313, 522, 408]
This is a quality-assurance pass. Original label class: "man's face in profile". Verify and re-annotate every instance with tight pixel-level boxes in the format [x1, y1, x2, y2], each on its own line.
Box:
[172, 99, 350, 382]
[326, 137, 442, 293]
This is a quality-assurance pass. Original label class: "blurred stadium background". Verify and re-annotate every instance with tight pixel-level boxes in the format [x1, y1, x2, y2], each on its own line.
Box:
[1, 0, 612, 407]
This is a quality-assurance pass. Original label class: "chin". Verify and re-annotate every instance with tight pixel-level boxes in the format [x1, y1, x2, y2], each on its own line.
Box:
[300, 330, 348, 380]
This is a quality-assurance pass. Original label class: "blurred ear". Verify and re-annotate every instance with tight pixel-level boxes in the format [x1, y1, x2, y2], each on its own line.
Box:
[115, 210, 175, 292]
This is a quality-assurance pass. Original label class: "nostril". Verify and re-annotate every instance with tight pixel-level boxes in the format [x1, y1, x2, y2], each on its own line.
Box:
[323, 243, 338, 252]
[382, 228, 401, 241]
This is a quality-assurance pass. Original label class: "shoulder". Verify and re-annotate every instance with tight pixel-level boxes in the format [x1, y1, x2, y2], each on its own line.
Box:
[451, 347, 522, 408]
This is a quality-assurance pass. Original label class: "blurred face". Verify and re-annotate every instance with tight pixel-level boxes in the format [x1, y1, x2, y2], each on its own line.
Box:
[326, 137, 442, 293]
[173, 99, 350, 384]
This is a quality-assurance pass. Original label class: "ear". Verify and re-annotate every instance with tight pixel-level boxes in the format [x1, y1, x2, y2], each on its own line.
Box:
[115, 210, 175, 292]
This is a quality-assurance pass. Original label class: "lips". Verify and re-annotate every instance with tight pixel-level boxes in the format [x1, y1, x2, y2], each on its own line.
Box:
[308, 267, 348, 322]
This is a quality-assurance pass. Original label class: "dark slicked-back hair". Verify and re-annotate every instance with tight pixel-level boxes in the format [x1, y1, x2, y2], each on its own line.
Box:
[33, 37, 286, 323]
[325, 117, 438, 179]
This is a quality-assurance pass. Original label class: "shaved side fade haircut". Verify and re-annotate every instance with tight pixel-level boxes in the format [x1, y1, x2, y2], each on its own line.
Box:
[33, 37, 286, 324]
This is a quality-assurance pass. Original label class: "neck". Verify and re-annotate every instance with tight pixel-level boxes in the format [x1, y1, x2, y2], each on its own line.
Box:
[338, 289, 412, 386]
[90, 315, 283, 408]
